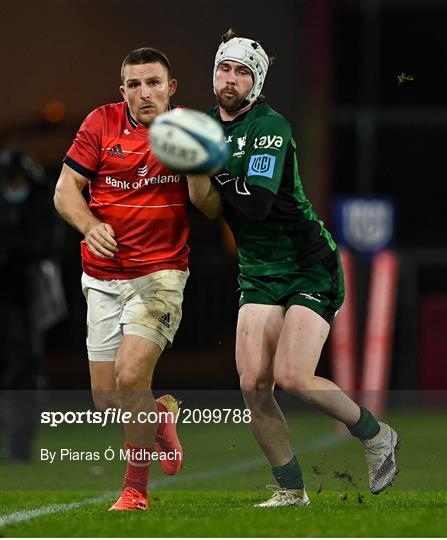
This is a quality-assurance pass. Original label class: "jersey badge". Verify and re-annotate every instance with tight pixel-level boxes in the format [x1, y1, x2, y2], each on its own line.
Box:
[237, 136, 246, 151]
[233, 135, 247, 158]
[247, 154, 276, 178]
[138, 165, 148, 177]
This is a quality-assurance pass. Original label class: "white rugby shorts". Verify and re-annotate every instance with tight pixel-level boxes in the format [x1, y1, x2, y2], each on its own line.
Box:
[81, 269, 189, 361]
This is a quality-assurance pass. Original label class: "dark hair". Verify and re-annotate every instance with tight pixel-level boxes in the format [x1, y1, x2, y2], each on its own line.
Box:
[221, 28, 237, 43]
[121, 47, 172, 83]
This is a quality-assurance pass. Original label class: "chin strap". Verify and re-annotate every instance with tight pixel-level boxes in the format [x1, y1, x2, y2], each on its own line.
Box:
[231, 98, 250, 112]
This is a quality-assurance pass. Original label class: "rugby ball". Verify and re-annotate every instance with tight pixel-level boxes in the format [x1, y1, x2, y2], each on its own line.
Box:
[149, 108, 229, 174]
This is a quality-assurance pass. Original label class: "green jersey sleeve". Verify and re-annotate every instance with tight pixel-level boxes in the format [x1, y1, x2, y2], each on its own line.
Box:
[244, 113, 292, 194]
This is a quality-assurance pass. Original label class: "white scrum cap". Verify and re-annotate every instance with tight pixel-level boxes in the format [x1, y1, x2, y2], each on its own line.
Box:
[213, 36, 270, 105]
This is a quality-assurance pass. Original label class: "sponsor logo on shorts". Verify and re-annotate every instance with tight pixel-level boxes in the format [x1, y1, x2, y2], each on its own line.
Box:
[158, 313, 171, 328]
[299, 292, 322, 303]
[247, 154, 276, 178]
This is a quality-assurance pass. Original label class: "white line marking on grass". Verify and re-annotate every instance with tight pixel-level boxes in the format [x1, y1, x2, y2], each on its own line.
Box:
[0, 431, 346, 528]
[0, 494, 114, 528]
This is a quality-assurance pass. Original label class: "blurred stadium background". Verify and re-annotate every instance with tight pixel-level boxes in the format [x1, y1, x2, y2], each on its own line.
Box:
[1, 2, 446, 534]
[1, 0, 445, 393]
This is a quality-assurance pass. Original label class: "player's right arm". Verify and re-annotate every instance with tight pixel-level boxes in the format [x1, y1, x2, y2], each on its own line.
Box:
[186, 174, 222, 219]
[54, 164, 118, 258]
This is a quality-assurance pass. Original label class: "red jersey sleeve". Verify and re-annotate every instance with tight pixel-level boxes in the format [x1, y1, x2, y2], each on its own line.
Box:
[64, 107, 105, 179]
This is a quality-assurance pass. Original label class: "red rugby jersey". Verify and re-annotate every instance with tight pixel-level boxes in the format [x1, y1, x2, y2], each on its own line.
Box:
[64, 101, 190, 279]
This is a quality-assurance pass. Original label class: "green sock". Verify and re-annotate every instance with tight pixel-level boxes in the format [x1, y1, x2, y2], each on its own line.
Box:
[272, 456, 304, 489]
[348, 405, 380, 441]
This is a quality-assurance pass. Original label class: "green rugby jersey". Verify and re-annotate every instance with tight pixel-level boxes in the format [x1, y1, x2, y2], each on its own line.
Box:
[210, 102, 336, 277]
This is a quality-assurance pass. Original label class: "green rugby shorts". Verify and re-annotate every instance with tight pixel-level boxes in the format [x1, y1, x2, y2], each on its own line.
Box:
[238, 250, 345, 324]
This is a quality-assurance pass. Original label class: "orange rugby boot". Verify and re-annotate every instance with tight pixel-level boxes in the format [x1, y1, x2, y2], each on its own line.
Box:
[155, 394, 183, 475]
[109, 487, 148, 511]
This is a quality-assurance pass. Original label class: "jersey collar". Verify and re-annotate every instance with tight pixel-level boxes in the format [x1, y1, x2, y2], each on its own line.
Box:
[216, 102, 258, 127]
[126, 106, 139, 129]
[219, 108, 249, 127]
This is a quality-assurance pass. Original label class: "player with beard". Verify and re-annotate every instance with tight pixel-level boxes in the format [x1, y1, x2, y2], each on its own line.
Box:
[187, 30, 400, 506]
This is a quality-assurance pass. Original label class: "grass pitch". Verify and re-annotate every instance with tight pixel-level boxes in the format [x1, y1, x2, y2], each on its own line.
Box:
[1, 409, 446, 537]
[1, 490, 445, 537]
